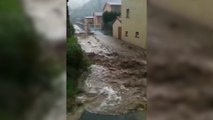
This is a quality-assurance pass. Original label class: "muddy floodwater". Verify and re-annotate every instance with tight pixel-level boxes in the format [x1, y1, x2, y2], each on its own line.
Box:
[74, 31, 147, 116]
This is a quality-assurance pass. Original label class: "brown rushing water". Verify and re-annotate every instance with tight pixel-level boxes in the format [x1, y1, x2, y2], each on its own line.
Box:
[75, 31, 147, 115]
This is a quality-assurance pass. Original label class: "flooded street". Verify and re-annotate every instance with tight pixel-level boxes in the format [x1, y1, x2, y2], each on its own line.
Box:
[75, 30, 147, 115]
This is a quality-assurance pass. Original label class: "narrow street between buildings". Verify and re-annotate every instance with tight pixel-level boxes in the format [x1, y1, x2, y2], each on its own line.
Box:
[69, 25, 147, 120]
[77, 30, 147, 115]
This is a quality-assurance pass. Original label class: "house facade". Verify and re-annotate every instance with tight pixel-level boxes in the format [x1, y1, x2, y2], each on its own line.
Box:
[93, 12, 103, 29]
[103, 2, 121, 13]
[113, 18, 122, 40]
[121, 0, 146, 48]
[84, 16, 94, 31]
[84, 16, 94, 25]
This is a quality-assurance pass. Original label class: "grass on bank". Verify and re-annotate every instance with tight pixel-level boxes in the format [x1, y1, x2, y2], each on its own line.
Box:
[67, 36, 89, 111]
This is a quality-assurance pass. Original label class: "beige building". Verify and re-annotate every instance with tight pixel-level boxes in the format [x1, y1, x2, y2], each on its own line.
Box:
[150, 0, 213, 29]
[112, 18, 122, 40]
[121, 0, 146, 48]
[103, 2, 121, 13]
[93, 12, 103, 29]
[84, 16, 94, 25]
[84, 16, 94, 31]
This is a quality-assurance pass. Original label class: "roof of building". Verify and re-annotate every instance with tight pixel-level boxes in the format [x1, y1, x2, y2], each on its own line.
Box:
[93, 12, 103, 16]
[117, 17, 121, 22]
[107, 2, 121, 6]
[85, 16, 94, 19]
[113, 17, 122, 25]
[103, 2, 121, 11]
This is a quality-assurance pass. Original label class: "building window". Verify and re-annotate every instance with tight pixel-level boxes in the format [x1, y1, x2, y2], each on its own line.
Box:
[125, 31, 128, 37]
[135, 32, 139, 38]
[126, 9, 130, 18]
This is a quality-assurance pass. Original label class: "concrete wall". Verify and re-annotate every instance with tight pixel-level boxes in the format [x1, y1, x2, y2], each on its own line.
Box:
[121, 0, 147, 48]
[150, 0, 213, 29]
[113, 19, 121, 39]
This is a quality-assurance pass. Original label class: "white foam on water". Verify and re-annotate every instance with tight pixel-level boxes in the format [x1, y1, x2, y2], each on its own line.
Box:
[84, 65, 122, 112]
[99, 86, 122, 109]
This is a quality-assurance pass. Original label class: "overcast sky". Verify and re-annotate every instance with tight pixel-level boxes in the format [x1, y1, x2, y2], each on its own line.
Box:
[68, 0, 90, 9]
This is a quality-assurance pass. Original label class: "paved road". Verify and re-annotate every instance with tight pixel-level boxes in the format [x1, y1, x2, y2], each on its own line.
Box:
[79, 110, 146, 120]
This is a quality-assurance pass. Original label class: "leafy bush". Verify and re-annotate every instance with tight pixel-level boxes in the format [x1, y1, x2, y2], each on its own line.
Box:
[0, 0, 64, 119]
[67, 2, 89, 111]
[67, 36, 89, 111]
[103, 11, 121, 24]
[102, 11, 120, 35]
[67, 37, 86, 70]
[0, 15, 39, 83]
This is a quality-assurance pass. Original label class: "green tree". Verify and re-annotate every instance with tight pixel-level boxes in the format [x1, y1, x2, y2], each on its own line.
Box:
[67, 0, 74, 37]
[102, 11, 120, 35]
[103, 11, 120, 24]
[67, 0, 89, 112]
